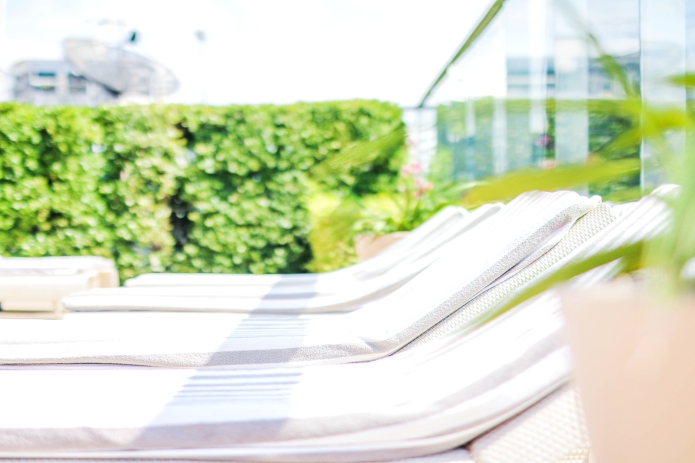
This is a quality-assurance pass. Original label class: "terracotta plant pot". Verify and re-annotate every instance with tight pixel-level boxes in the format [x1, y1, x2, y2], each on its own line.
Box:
[561, 280, 695, 463]
[354, 232, 410, 262]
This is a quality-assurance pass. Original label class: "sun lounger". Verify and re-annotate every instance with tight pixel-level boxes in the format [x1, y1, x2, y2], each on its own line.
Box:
[0, 268, 643, 463]
[0, 191, 671, 463]
[125, 205, 472, 288]
[0, 288, 578, 461]
[401, 203, 616, 351]
[469, 385, 590, 463]
[61, 204, 502, 314]
[0, 257, 118, 319]
[0, 191, 599, 367]
[0, 283, 600, 462]
[0, 454, 478, 463]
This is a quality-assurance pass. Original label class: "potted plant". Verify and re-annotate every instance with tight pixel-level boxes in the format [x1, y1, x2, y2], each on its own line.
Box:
[353, 161, 434, 260]
[560, 72, 695, 459]
[308, 129, 477, 267]
[462, 58, 695, 460]
[562, 277, 695, 463]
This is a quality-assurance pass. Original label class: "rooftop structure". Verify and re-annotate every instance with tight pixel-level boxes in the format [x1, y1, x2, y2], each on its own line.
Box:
[11, 60, 117, 106]
[9, 38, 178, 106]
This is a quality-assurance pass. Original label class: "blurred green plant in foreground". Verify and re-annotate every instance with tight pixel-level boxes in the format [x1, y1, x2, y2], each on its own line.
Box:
[465, 56, 695, 326]
[307, 24, 695, 302]
[305, 127, 477, 272]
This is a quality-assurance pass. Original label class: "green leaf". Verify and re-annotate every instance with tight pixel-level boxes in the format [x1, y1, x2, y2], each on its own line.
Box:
[463, 158, 641, 205]
[310, 126, 406, 182]
[666, 73, 695, 88]
[474, 240, 646, 326]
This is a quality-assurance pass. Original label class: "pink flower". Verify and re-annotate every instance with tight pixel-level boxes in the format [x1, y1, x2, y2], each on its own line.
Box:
[540, 159, 557, 170]
[415, 178, 433, 191]
[401, 162, 423, 176]
[413, 178, 433, 198]
[534, 134, 553, 148]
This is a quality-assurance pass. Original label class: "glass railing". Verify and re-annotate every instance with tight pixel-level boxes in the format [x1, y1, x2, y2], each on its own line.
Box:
[408, 0, 695, 199]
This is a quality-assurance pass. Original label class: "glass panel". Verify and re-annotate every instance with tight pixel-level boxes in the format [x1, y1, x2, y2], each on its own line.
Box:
[554, 0, 589, 167]
[505, 0, 534, 171]
[587, 0, 641, 200]
[416, 0, 692, 194]
[688, 0, 695, 102]
[640, 0, 687, 189]
[425, 0, 556, 182]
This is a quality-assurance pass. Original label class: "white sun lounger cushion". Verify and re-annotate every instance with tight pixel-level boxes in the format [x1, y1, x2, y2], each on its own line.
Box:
[125, 206, 471, 288]
[0, 265, 658, 462]
[0, 192, 672, 462]
[0, 256, 118, 288]
[0, 257, 117, 317]
[0, 292, 576, 460]
[62, 204, 503, 314]
[0, 191, 598, 367]
[401, 203, 617, 352]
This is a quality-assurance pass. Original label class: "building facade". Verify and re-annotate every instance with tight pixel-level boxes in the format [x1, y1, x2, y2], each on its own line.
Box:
[9, 39, 179, 107]
[11, 60, 118, 106]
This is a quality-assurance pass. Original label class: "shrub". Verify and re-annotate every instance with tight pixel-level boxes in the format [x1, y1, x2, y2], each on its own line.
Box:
[0, 101, 403, 277]
[0, 103, 110, 258]
[95, 106, 185, 279]
[171, 101, 403, 274]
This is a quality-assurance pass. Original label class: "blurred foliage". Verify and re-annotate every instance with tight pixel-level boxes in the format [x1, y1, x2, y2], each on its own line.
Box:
[305, 189, 362, 273]
[463, 56, 695, 327]
[463, 157, 640, 206]
[95, 106, 185, 279]
[586, 100, 641, 201]
[0, 104, 110, 258]
[0, 100, 404, 277]
[172, 102, 404, 275]
[306, 148, 476, 272]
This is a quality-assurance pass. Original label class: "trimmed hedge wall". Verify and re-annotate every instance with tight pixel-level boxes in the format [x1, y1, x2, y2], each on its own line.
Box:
[95, 106, 185, 279]
[0, 105, 110, 258]
[0, 101, 403, 278]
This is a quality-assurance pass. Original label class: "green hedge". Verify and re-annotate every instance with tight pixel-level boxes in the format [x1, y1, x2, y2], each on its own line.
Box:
[95, 106, 185, 279]
[0, 105, 110, 258]
[0, 101, 403, 277]
[172, 102, 402, 274]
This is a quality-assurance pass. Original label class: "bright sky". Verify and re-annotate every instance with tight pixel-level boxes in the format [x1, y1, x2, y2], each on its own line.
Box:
[0, 0, 492, 106]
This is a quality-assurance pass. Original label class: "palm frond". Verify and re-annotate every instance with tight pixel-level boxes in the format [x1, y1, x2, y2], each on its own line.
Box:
[475, 241, 646, 326]
[310, 126, 406, 181]
[462, 158, 640, 205]
[667, 73, 695, 88]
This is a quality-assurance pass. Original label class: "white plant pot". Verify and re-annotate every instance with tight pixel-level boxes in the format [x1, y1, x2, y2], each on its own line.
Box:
[561, 280, 695, 463]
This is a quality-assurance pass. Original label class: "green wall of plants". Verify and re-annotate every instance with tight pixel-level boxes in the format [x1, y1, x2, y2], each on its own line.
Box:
[0, 101, 404, 279]
[0, 105, 110, 259]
